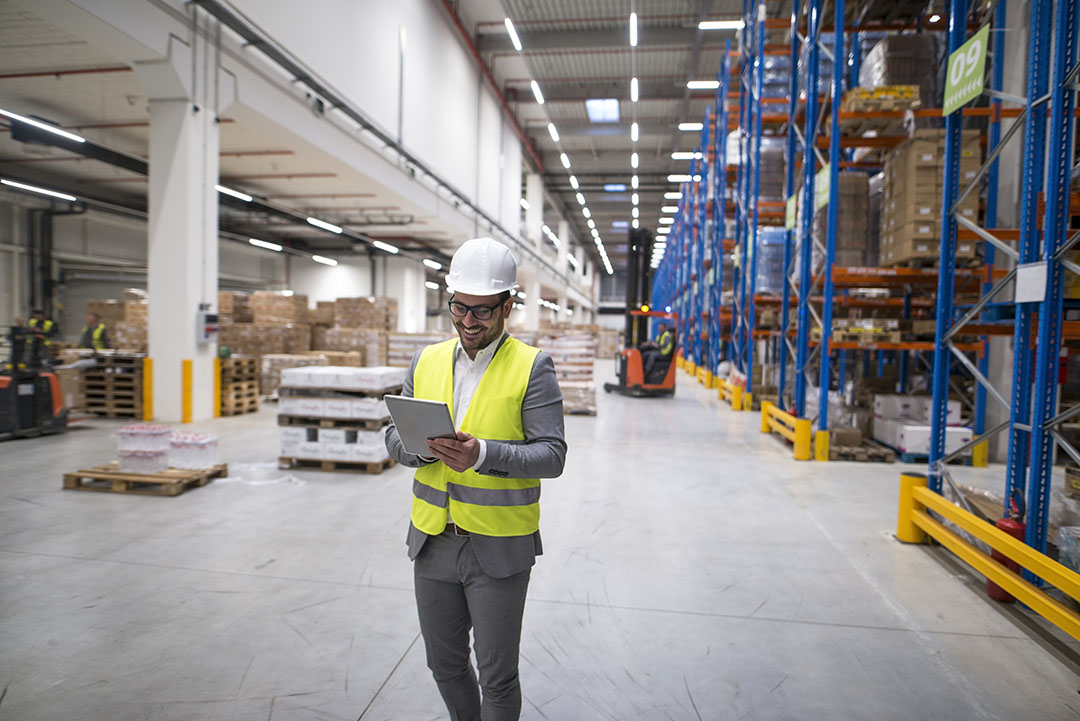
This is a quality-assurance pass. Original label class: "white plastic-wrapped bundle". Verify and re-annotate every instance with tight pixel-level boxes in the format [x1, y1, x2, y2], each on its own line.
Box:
[117, 424, 171, 451]
[170, 432, 219, 470]
[753, 226, 787, 296]
[117, 450, 169, 474]
[279, 365, 406, 391]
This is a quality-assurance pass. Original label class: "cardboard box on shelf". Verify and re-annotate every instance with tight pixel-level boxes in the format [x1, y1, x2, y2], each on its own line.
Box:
[251, 291, 308, 324]
[260, 354, 328, 397]
[218, 291, 253, 322]
[86, 299, 125, 327]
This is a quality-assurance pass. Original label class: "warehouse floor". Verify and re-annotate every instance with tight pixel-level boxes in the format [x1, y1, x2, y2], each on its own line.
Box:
[2, 362, 1079, 721]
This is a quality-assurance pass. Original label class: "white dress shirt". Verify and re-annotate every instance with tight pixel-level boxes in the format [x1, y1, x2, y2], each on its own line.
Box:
[453, 332, 507, 470]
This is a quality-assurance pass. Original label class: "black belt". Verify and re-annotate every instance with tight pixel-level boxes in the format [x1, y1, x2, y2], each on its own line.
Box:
[445, 523, 470, 536]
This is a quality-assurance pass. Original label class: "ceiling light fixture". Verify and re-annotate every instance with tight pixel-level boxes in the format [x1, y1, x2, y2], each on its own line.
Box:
[631, 121, 639, 142]
[548, 122, 560, 142]
[659, 217, 675, 225]
[569, 175, 580, 190]
[560, 152, 571, 169]
[0, 178, 77, 202]
[629, 12, 638, 47]
[632, 218, 640, 229]
[312, 254, 338, 266]
[699, 19, 744, 30]
[679, 122, 704, 132]
[531, 80, 545, 105]
[631, 152, 639, 168]
[423, 258, 443, 270]
[306, 217, 343, 234]
[667, 174, 698, 183]
[665, 191, 683, 199]
[425, 280, 440, 291]
[657, 226, 672, 234]
[582, 207, 591, 219]
[0, 109, 86, 143]
[929, 13, 942, 22]
[576, 192, 586, 205]
[567, 253, 580, 268]
[630, 77, 639, 102]
[248, 238, 283, 252]
[587, 219, 596, 229]
[505, 17, 523, 50]
[632, 193, 639, 206]
[661, 205, 679, 213]
[372, 240, 399, 254]
[686, 80, 721, 90]
[520, 198, 530, 210]
[604, 183, 627, 192]
[671, 151, 702, 160]
[631, 207, 639, 219]
[216, 184, 253, 202]
[631, 175, 639, 189]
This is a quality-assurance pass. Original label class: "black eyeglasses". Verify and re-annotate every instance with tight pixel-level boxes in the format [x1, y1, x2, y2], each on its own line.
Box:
[448, 299, 504, 321]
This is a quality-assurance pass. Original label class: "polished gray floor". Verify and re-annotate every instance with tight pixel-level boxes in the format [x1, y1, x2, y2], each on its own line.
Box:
[2, 363, 1079, 720]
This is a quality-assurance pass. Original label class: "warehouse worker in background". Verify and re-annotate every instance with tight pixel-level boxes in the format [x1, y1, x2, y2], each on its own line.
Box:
[78, 312, 110, 350]
[385, 237, 566, 721]
[641, 321, 675, 377]
[28, 309, 59, 344]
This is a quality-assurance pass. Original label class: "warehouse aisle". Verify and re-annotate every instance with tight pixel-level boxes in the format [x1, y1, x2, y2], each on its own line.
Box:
[2, 363, 1079, 721]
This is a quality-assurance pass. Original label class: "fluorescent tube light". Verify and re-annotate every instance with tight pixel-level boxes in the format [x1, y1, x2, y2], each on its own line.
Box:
[0, 178, 77, 202]
[548, 123, 560, 142]
[679, 122, 704, 131]
[517, 292, 527, 300]
[576, 192, 586, 205]
[312, 254, 338, 266]
[631, 207, 639, 219]
[569, 175, 580, 190]
[630, 77, 639, 102]
[631, 175, 639, 189]
[0, 109, 86, 143]
[629, 12, 638, 47]
[582, 207, 591, 218]
[929, 13, 942, 22]
[631, 152, 639, 169]
[631, 122, 639, 142]
[612, 220, 629, 229]
[425, 280, 440, 290]
[423, 258, 443, 270]
[520, 198, 530, 210]
[248, 238, 283, 252]
[216, 184, 253, 202]
[531, 80, 545, 105]
[665, 192, 683, 199]
[659, 217, 674, 225]
[542, 224, 551, 234]
[587, 219, 596, 229]
[667, 174, 695, 182]
[373, 240, 399, 254]
[604, 183, 627, 192]
[632, 218, 640, 229]
[505, 18, 523, 51]
[671, 151, 702, 160]
[632, 193, 639, 206]
[657, 226, 671, 234]
[306, 217, 343, 233]
[687, 80, 720, 90]
[591, 228, 600, 238]
[699, 20, 744, 30]
[560, 152, 571, 168]
[661, 205, 679, 213]
[567, 253, 580, 268]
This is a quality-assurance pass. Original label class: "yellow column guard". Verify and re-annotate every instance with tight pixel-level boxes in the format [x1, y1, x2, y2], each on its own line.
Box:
[761, 402, 812, 461]
[181, 359, 193, 424]
[141, 357, 153, 421]
[213, 357, 221, 419]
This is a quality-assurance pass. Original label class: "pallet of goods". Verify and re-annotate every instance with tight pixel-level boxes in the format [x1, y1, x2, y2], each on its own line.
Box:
[871, 394, 973, 464]
[64, 424, 224, 497]
[538, 333, 597, 416]
[387, 332, 453, 367]
[314, 328, 389, 366]
[277, 366, 405, 473]
[218, 291, 253, 323]
[220, 356, 259, 416]
[81, 353, 145, 418]
[826, 427, 896, 463]
[260, 354, 329, 398]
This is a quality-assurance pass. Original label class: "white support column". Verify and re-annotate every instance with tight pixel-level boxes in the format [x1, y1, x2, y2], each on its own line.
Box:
[137, 33, 234, 422]
[522, 275, 541, 332]
[525, 174, 544, 250]
[557, 291, 568, 328]
[557, 219, 571, 249]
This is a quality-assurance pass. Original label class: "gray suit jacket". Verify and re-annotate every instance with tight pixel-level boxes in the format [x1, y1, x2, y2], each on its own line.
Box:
[384, 333, 567, 578]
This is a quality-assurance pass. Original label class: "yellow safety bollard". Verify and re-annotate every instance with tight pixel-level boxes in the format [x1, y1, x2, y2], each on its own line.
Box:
[896, 473, 929, 543]
[794, 418, 812, 460]
[213, 357, 222, 419]
[181, 359, 193, 424]
[760, 402, 772, 433]
[743, 392, 753, 412]
[142, 357, 154, 421]
[704, 371, 714, 388]
[971, 437, 989, 467]
[732, 385, 743, 411]
[814, 430, 830, 461]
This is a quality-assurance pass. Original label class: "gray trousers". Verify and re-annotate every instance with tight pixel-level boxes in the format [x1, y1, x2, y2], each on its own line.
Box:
[414, 529, 531, 721]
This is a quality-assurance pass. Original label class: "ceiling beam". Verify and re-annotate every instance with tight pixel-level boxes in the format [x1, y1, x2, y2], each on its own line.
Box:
[478, 26, 735, 53]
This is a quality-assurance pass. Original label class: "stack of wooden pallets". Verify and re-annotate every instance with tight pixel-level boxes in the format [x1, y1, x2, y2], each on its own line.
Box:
[220, 357, 259, 416]
[82, 355, 143, 419]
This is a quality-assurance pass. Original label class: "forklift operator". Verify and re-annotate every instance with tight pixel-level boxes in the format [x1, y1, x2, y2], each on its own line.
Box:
[641, 322, 674, 377]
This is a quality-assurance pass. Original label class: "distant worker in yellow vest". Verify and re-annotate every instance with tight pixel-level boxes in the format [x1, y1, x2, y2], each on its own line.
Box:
[385, 237, 566, 721]
[28, 309, 59, 345]
[641, 321, 675, 377]
[78, 312, 110, 350]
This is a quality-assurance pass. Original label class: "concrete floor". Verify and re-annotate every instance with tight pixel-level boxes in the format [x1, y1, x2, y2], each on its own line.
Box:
[2, 362, 1079, 721]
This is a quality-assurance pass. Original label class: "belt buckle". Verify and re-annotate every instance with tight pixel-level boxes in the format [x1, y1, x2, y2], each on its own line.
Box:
[453, 524, 470, 537]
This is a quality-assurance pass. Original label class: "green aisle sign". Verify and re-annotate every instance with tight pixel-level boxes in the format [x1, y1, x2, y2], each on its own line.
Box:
[943, 24, 989, 117]
[786, 195, 797, 230]
[814, 164, 830, 211]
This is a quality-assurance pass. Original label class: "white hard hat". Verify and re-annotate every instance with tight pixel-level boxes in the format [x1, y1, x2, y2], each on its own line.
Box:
[445, 237, 519, 296]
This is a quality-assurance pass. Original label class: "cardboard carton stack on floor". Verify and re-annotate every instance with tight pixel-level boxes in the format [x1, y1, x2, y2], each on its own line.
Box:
[278, 366, 406, 467]
[387, 332, 453, 367]
[872, 394, 972, 457]
[879, 131, 980, 265]
[333, 297, 397, 330]
[260, 354, 328, 398]
[251, 291, 309, 324]
[315, 328, 389, 366]
[538, 333, 597, 415]
[218, 291, 253, 323]
[218, 323, 289, 357]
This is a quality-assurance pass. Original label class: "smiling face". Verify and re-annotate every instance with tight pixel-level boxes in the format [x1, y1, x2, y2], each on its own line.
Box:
[450, 291, 512, 358]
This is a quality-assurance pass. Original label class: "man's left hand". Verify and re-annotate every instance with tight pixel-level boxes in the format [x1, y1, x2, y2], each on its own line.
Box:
[427, 431, 481, 473]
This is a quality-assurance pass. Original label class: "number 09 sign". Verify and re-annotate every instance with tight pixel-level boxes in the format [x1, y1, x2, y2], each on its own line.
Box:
[943, 24, 989, 117]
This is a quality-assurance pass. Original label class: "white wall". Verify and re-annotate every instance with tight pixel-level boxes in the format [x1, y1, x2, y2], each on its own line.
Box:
[381, 256, 428, 333]
[289, 255, 373, 306]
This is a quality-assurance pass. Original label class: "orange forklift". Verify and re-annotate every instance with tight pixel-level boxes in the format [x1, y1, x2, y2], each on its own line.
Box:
[603, 308, 678, 397]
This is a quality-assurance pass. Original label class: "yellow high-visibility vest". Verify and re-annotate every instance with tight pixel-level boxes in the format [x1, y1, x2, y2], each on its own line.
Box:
[81, 324, 107, 350]
[659, 330, 674, 355]
[29, 318, 55, 345]
[411, 336, 541, 537]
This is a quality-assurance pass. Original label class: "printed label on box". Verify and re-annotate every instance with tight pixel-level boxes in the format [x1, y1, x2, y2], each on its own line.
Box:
[319, 428, 347, 444]
[324, 399, 352, 418]
[298, 442, 323, 459]
[323, 443, 352, 461]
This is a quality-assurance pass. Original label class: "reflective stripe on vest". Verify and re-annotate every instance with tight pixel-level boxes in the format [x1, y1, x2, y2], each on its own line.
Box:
[659, 330, 674, 355]
[82, 324, 107, 350]
[410, 336, 542, 537]
[29, 319, 54, 344]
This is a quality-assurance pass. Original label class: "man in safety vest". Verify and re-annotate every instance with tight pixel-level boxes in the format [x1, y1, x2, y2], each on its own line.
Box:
[641, 321, 675, 377]
[28, 309, 59, 345]
[78, 312, 110, 350]
[385, 237, 566, 721]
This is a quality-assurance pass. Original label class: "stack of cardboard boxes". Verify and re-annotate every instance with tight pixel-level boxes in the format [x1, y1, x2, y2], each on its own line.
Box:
[872, 394, 972, 458]
[879, 131, 980, 265]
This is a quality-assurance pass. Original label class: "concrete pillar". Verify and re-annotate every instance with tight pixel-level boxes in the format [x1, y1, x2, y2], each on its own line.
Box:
[525, 174, 544, 250]
[383, 257, 427, 332]
[557, 291, 568, 327]
[136, 34, 234, 422]
[522, 275, 541, 332]
[558, 219, 571, 250]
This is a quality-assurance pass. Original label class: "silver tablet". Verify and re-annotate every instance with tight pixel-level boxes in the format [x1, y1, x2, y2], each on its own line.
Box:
[385, 395, 457, 456]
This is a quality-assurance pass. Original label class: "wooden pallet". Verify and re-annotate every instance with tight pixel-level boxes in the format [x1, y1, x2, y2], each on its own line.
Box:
[63, 462, 227, 496]
[278, 456, 395, 474]
[839, 115, 908, 138]
[564, 408, 598, 416]
[876, 442, 973, 465]
[829, 441, 896, 463]
[222, 380, 258, 394]
[277, 414, 389, 430]
[84, 408, 142, 419]
[82, 371, 141, 382]
[221, 396, 259, 416]
[93, 356, 144, 368]
[278, 384, 403, 400]
[221, 357, 258, 374]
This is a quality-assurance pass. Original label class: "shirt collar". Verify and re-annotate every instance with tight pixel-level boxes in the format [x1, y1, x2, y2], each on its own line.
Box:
[456, 331, 507, 362]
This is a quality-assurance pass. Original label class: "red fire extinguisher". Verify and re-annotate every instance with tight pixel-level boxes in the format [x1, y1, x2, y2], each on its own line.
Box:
[986, 489, 1025, 603]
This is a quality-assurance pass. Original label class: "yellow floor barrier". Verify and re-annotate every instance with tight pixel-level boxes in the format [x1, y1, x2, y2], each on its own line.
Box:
[897, 473, 1080, 642]
[760, 401, 812, 460]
